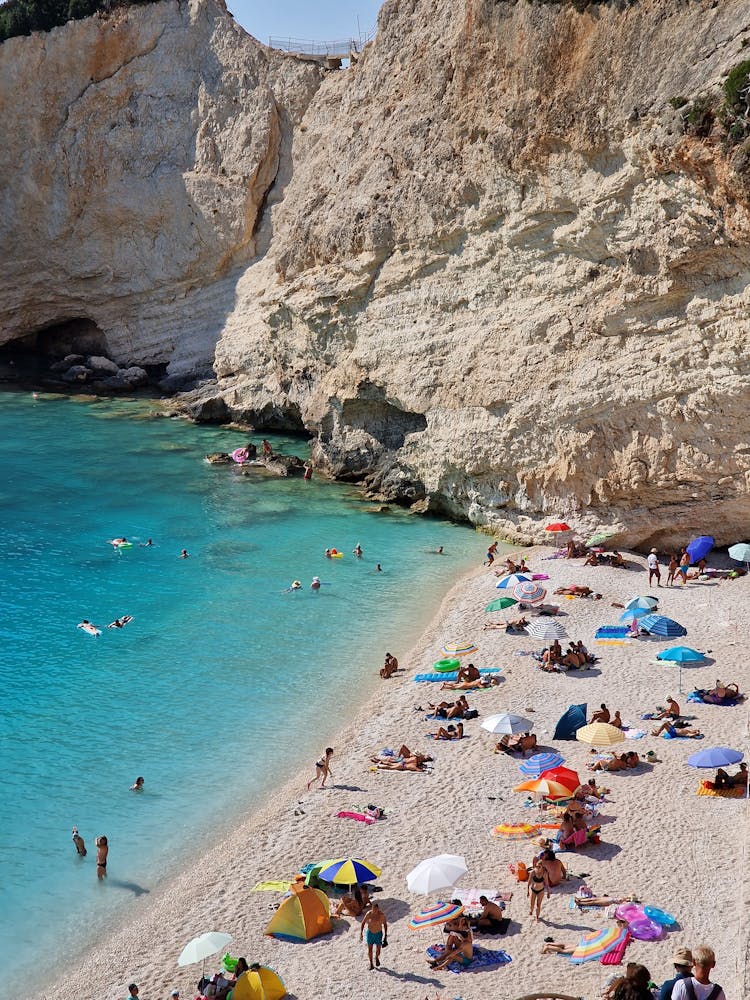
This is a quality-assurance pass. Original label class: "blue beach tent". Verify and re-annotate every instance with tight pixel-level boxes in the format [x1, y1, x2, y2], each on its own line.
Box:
[553, 704, 587, 741]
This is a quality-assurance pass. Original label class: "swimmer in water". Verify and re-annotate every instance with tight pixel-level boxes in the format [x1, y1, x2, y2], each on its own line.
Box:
[436, 546, 444, 554]
[139, 539, 153, 547]
[324, 548, 332, 558]
[77, 620, 101, 636]
[109, 538, 128, 547]
[284, 580, 302, 592]
[72, 827, 86, 856]
[130, 777, 145, 791]
[311, 576, 321, 591]
[180, 549, 189, 559]
[353, 543, 363, 557]
[376, 563, 382, 572]
[107, 615, 133, 629]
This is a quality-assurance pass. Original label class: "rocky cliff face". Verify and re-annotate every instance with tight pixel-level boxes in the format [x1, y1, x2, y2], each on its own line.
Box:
[2, 0, 750, 548]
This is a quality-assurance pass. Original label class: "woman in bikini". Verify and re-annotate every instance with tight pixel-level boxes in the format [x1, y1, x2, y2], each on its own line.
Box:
[307, 747, 334, 790]
[527, 861, 551, 921]
[96, 835, 108, 879]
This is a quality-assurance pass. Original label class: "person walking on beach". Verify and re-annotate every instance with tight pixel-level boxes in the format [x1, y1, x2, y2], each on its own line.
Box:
[670, 945, 726, 1000]
[96, 835, 108, 879]
[647, 548, 661, 587]
[676, 548, 690, 585]
[307, 747, 334, 790]
[127, 985, 139, 999]
[72, 826, 86, 856]
[667, 553, 678, 587]
[360, 901, 388, 969]
[527, 861, 551, 922]
[486, 541, 498, 566]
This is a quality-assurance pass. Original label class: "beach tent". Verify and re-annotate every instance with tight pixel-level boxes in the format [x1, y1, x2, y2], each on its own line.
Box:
[264, 882, 332, 941]
[553, 704, 587, 741]
[233, 966, 287, 1000]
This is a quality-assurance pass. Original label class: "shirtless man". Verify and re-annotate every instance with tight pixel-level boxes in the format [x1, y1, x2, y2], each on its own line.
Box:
[429, 925, 473, 970]
[440, 675, 499, 691]
[590, 703, 611, 724]
[360, 902, 387, 969]
[95, 835, 108, 879]
[470, 896, 506, 932]
[457, 662, 480, 684]
[589, 753, 628, 772]
[655, 696, 680, 720]
[430, 723, 464, 740]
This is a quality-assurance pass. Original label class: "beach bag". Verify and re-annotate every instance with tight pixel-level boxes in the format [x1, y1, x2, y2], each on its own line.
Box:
[510, 861, 528, 882]
[572, 828, 588, 847]
[683, 983, 721, 1000]
[463, 709, 479, 719]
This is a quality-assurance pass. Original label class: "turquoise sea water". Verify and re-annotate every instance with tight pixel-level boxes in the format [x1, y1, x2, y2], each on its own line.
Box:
[0, 391, 483, 997]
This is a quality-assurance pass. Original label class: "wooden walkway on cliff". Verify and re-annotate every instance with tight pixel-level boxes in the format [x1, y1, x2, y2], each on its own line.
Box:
[268, 29, 375, 68]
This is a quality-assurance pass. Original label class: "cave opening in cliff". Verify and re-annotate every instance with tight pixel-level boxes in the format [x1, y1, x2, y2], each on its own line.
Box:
[0, 318, 110, 376]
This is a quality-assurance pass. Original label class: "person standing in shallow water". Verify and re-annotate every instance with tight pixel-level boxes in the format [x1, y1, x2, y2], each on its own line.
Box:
[72, 827, 86, 856]
[95, 835, 108, 879]
[486, 541, 498, 566]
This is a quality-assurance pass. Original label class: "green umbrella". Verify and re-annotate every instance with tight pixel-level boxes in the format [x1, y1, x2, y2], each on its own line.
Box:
[485, 597, 518, 613]
[587, 530, 616, 546]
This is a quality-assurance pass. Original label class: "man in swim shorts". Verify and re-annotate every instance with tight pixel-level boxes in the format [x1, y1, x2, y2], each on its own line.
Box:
[360, 901, 388, 970]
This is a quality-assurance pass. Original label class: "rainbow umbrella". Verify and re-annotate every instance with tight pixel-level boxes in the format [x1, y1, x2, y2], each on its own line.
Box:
[569, 925, 628, 964]
[408, 901, 464, 929]
[575, 723, 625, 748]
[514, 777, 575, 800]
[317, 857, 381, 885]
[496, 573, 531, 590]
[485, 597, 518, 613]
[513, 581, 547, 605]
[492, 822, 541, 840]
[519, 752, 564, 777]
[441, 640, 478, 657]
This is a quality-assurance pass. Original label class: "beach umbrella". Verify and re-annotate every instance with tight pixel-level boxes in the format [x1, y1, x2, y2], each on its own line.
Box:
[587, 530, 616, 546]
[406, 854, 467, 895]
[485, 596, 518, 612]
[481, 712, 534, 735]
[686, 535, 714, 564]
[441, 640, 478, 657]
[639, 614, 687, 638]
[519, 752, 565, 777]
[625, 596, 659, 611]
[524, 620, 568, 641]
[514, 777, 575, 800]
[545, 522, 571, 533]
[496, 573, 531, 590]
[656, 646, 707, 693]
[619, 608, 650, 623]
[178, 931, 233, 978]
[576, 722, 625, 747]
[728, 542, 750, 569]
[408, 901, 465, 929]
[538, 765, 580, 791]
[492, 822, 541, 840]
[687, 747, 744, 769]
[531, 573, 550, 580]
[233, 967, 287, 1000]
[513, 581, 547, 605]
[317, 857, 381, 885]
[569, 925, 629, 964]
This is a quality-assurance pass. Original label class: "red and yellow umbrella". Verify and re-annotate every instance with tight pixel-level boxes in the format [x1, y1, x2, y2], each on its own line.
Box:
[492, 822, 541, 840]
[514, 777, 575, 801]
[538, 766, 580, 793]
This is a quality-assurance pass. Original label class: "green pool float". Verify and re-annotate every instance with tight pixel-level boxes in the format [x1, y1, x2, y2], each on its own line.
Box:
[434, 658, 461, 673]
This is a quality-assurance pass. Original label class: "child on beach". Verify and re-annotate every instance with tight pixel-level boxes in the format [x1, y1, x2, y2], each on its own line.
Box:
[308, 747, 334, 790]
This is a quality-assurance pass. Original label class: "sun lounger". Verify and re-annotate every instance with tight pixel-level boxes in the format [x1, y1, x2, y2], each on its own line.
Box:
[426, 944, 513, 972]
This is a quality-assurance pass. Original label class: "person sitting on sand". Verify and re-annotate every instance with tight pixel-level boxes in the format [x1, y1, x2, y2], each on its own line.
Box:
[610, 710, 624, 729]
[590, 703, 611, 724]
[430, 723, 464, 740]
[429, 925, 473, 969]
[380, 653, 398, 679]
[583, 550, 600, 567]
[540, 648, 561, 673]
[651, 721, 702, 738]
[655, 696, 681, 720]
[457, 662, 480, 683]
[504, 558, 518, 574]
[708, 680, 740, 701]
[496, 731, 537, 755]
[560, 645, 586, 669]
[517, 558, 530, 574]
[574, 778, 603, 801]
[539, 849, 566, 886]
[610, 550, 626, 567]
[333, 885, 370, 917]
[469, 895, 506, 932]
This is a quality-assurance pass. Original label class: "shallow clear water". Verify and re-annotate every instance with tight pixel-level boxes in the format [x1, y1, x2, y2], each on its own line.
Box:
[0, 391, 483, 995]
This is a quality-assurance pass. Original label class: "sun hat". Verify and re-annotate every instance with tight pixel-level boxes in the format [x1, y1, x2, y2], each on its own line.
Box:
[673, 946, 693, 967]
[650, 548, 658, 553]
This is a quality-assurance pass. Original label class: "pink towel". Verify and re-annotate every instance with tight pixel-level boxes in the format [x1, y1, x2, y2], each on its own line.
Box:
[601, 931, 631, 965]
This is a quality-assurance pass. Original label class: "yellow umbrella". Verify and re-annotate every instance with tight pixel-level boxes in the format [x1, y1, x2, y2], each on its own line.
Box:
[514, 777, 575, 800]
[575, 723, 625, 747]
[233, 966, 287, 1000]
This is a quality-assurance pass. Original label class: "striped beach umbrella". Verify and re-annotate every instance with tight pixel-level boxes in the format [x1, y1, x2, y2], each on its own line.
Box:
[569, 926, 629, 964]
[441, 640, 478, 657]
[496, 573, 531, 590]
[575, 723, 625, 747]
[492, 822, 541, 840]
[625, 595, 659, 611]
[317, 857, 381, 885]
[524, 620, 568, 641]
[513, 581, 547, 605]
[519, 752, 564, 777]
[639, 614, 687, 638]
[514, 777, 575, 800]
[485, 596, 517, 613]
[408, 901, 464, 929]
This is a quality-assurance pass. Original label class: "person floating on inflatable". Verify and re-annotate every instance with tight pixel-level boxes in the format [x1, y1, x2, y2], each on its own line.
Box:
[330, 548, 344, 558]
[311, 577, 321, 591]
[108, 615, 133, 629]
[325, 548, 332, 558]
[77, 620, 101, 637]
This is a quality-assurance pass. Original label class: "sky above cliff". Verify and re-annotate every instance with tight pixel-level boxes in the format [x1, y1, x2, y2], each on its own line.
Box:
[233, 0, 383, 45]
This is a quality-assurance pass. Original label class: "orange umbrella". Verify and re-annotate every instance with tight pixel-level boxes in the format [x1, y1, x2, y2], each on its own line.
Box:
[514, 777, 575, 800]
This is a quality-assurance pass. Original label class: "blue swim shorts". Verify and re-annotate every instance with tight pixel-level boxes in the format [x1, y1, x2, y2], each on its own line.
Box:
[365, 929, 383, 946]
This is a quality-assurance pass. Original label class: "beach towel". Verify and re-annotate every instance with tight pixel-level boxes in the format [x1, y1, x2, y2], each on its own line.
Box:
[335, 810, 377, 824]
[426, 944, 512, 973]
[697, 782, 746, 798]
[601, 931, 632, 965]
[624, 729, 647, 739]
[414, 669, 500, 683]
[252, 881, 292, 892]
[595, 626, 629, 638]
[595, 639, 629, 646]
[452, 887, 511, 907]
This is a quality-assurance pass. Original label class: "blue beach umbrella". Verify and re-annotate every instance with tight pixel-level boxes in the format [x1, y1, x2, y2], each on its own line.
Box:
[625, 596, 659, 611]
[496, 574, 531, 590]
[656, 646, 706, 693]
[519, 752, 565, 777]
[686, 536, 714, 564]
[687, 747, 744, 769]
[619, 608, 649, 623]
[639, 614, 687, 638]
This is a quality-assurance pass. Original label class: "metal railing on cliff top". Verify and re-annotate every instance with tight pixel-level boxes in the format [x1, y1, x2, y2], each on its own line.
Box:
[268, 25, 376, 60]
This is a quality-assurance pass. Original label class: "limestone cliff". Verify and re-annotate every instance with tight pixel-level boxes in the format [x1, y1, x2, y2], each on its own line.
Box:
[2, 0, 750, 548]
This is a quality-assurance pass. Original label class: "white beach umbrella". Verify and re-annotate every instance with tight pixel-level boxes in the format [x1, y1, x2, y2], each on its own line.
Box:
[406, 854, 467, 895]
[728, 543, 750, 569]
[178, 931, 232, 976]
[524, 620, 568, 641]
[481, 712, 534, 735]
